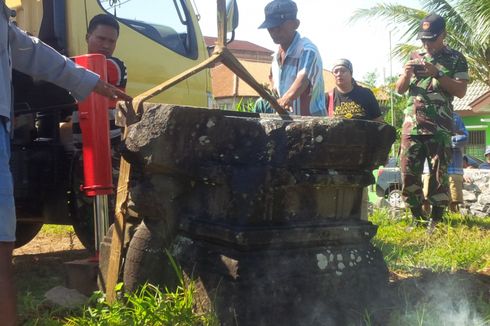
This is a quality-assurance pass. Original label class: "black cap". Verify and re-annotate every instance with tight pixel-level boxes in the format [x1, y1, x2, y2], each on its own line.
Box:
[417, 13, 445, 40]
[258, 0, 297, 29]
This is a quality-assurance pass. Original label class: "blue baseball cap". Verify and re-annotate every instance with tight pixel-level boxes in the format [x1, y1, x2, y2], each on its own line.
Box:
[259, 0, 297, 29]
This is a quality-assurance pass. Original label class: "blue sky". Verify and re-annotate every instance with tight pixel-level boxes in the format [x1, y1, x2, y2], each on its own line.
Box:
[192, 0, 422, 85]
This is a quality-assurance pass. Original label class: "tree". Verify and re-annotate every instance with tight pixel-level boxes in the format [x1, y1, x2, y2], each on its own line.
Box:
[362, 70, 378, 87]
[350, 0, 490, 85]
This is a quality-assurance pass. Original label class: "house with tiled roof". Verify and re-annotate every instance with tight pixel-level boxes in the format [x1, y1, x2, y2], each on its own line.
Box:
[205, 37, 335, 111]
[454, 82, 490, 158]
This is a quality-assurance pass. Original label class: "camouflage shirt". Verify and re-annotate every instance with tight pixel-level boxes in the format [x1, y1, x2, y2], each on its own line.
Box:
[402, 46, 469, 138]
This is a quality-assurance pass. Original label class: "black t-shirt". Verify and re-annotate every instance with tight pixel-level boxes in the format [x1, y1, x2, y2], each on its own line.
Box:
[329, 85, 381, 120]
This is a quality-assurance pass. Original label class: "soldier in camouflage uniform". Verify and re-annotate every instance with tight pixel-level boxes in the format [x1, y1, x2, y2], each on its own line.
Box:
[395, 13, 469, 228]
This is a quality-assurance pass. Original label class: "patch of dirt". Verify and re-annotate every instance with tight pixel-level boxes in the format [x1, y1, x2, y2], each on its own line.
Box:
[13, 229, 85, 256]
[13, 228, 92, 319]
[380, 269, 490, 325]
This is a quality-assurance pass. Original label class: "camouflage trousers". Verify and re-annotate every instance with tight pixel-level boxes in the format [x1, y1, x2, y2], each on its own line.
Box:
[400, 134, 451, 209]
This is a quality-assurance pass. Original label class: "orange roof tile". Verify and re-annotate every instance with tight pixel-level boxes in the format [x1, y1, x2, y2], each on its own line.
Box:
[211, 60, 335, 99]
[204, 36, 273, 54]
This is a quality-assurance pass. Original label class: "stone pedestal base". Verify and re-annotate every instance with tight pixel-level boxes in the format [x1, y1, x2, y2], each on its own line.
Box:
[107, 104, 396, 325]
[172, 224, 389, 325]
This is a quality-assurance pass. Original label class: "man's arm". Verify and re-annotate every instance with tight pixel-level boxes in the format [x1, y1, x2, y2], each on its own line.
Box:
[9, 24, 130, 101]
[395, 61, 416, 94]
[452, 115, 469, 148]
[278, 45, 324, 113]
[423, 61, 468, 98]
[277, 71, 310, 110]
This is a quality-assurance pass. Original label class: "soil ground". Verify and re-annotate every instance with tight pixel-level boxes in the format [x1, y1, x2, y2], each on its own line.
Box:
[13, 227, 84, 256]
[12, 226, 91, 323]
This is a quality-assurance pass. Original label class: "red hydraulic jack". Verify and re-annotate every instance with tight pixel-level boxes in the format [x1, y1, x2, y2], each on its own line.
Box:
[74, 54, 113, 260]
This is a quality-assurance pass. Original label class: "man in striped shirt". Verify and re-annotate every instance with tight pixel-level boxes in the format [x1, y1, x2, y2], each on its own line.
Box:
[258, 0, 325, 116]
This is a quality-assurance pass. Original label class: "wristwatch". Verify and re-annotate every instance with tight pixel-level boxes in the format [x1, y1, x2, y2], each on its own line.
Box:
[434, 69, 444, 79]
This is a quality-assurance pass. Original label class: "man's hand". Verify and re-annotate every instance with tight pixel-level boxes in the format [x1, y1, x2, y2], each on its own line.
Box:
[411, 61, 468, 98]
[420, 61, 440, 78]
[277, 95, 293, 112]
[277, 72, 310, 113]
[409, 61, 439, 78]
[395, 60, 419, 94]
[402, 60, 418, 78]
[94, 79, 132, 101]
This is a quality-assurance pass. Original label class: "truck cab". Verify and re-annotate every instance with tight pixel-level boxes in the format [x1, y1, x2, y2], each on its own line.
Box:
[7, 0, 212, 249]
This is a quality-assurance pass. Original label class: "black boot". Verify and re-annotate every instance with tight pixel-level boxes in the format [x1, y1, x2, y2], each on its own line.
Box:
[406, 206, 428, 231]
[413, 206, 429, 222]
[427, 206, 445, 234]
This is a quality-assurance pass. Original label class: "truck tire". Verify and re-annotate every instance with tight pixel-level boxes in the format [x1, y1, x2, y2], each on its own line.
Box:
[69, 153, 115, 253]
[15, 221, 43, 248]
[98, 220, 139, 292]
[122, 221, 177, 293]
[71, 187, 96, 252]
[98, 224, 119, 292]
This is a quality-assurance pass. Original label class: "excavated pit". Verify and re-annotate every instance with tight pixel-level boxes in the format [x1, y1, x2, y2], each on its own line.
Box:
[112, 103, 396, 325]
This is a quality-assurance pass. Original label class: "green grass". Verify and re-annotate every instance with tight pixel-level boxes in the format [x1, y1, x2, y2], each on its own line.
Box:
[39, 224, 76, 236]
[370, 209, 490, 273]
[65, 254, 218, 325]
[65, 282, 218, 326]
[18, 280, 217, 326]
[368, 209, 490, 325]
[16, 212, 490, 325]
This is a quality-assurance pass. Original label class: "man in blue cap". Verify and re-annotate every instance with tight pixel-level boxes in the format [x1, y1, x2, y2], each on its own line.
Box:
[478, 147, 490, 169]
[257, 0, 325, 116]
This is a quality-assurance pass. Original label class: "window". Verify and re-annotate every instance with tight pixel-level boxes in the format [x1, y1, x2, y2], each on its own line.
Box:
[467, 130, 486, 159]
[99, 0, 198, 58]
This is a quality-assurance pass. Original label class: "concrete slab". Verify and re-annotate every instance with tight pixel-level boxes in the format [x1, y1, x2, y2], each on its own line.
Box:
[64, 258, 98, 296]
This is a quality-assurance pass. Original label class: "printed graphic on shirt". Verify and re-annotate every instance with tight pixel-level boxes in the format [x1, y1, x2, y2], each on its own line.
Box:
[334, 101, 364, 119]
[331, 85, 381, 120]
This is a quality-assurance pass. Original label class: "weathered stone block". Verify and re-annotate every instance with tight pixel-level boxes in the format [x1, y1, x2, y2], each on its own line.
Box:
[114, 104, 396, 325]
[122, 104, 394, 172]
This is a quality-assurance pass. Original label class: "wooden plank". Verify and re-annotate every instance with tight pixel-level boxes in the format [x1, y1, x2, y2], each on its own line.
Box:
[105, 144, 131, 303]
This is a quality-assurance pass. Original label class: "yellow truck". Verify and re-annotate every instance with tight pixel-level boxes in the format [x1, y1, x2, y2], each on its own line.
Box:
[7, 0, 212, 249]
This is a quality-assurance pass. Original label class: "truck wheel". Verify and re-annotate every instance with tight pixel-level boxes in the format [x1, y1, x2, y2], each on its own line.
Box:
[387, 189, 404, 209]
[123, 221, 177, 293]
[98, 220, 139, 292]
[71, 187, 96, 252]
[98, 224, 119, 292]
[69, 153, 115, 253]
[15, 221, 43, 248]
